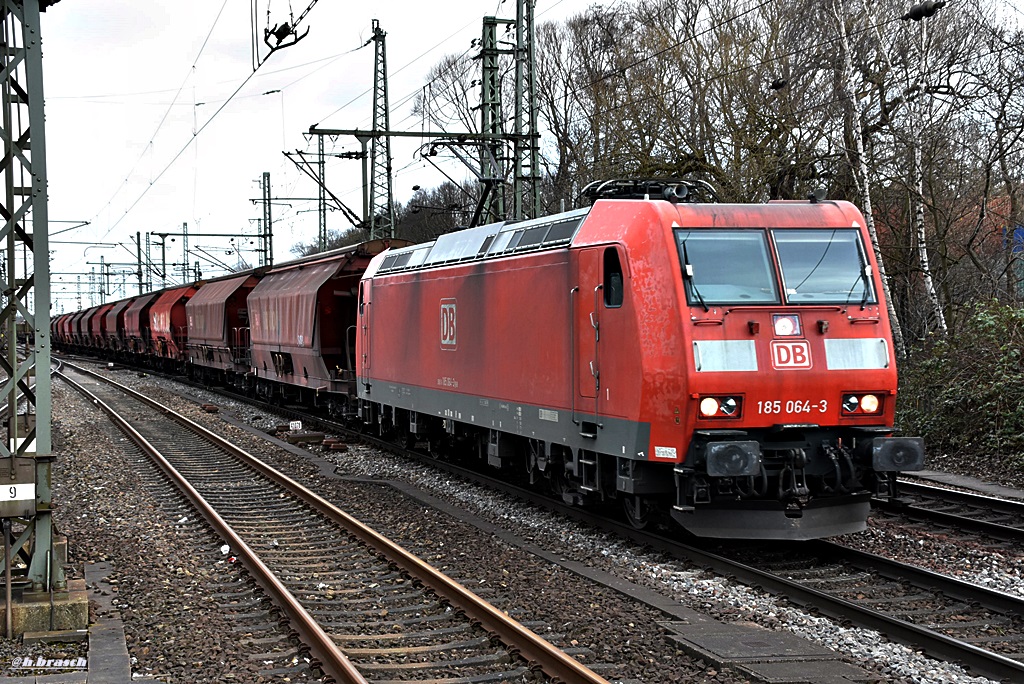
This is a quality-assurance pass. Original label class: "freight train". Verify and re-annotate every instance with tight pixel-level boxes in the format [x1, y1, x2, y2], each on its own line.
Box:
[54, 180, 924, 540]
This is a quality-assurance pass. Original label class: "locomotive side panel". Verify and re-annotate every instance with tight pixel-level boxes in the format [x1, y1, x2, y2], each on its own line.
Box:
[361, 244, 655, 457]
[362, 251, 575, 426]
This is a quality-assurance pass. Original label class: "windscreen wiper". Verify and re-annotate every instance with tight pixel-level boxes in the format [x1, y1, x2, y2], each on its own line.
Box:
[682, 241, 709, 312]
[858, 264, 873, 309]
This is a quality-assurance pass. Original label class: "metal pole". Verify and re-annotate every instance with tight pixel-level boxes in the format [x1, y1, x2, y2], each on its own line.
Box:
[357, 136, 370, 228]
[182, 222, 188, 283]
[136, 231, 143, 295]
[4, 518, 11, 638]
[2, 0, 17, 480]
[318, 136, 326, 251]
[263, 172, 273, 267]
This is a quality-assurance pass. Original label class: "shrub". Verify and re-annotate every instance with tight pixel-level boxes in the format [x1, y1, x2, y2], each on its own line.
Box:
[898, 301, 1024, 465]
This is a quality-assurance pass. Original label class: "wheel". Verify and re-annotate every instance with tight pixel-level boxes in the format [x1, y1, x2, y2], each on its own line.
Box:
[623, 494, 652, 530]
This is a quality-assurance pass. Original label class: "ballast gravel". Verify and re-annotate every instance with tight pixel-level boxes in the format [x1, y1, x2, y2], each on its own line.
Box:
[45, 380, 317, 683]
[41, 367, 1022, 683]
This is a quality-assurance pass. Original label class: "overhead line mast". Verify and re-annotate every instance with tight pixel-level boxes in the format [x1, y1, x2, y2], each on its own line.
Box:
[512, 0, 541, 220]
[1, 0, 87, 638]
[369, 20, 395, 240]
[309, 3, 541, 232]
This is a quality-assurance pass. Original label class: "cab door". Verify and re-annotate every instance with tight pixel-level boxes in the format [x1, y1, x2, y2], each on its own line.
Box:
[573, 248, 602, 417]
[357, 280, 372, 386]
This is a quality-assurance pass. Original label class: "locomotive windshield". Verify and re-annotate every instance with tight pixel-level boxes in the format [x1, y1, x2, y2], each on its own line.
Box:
[675, 227, 877, 307]
[676, 230, 778, 305]
[772, 229, 877, 305]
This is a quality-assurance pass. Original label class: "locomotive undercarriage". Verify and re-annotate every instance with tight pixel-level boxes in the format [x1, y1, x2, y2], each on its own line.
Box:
[358, 403, 923, 540]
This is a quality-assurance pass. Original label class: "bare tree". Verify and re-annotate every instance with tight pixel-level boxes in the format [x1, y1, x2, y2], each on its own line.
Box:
[402, 0, 1024, 344]
[832, 0, 908, 357]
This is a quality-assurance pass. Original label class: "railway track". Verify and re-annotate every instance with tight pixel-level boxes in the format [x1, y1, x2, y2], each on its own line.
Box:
[873, 480, 1024, 543]
[57, 361, 611, 684]
[711, 539, 1024, 681]
[365, 449, 1024, 683]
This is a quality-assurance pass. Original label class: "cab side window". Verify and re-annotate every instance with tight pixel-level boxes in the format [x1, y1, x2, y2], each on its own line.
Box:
[604, 248, 624, 308]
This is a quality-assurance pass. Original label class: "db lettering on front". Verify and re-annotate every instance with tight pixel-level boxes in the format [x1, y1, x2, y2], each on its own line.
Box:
[770, 340, 812, 369]
[440, 299, 457, 350]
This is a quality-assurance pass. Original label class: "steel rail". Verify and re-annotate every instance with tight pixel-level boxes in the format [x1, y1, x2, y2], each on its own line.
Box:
[61, 361, 610, 684]
[874, 481, 1024, 542]
[896, 479, 1024, 506]
[697, 543, 1024, 683]
[807, 539, 1024, 614]
[56, 367, 369, 684]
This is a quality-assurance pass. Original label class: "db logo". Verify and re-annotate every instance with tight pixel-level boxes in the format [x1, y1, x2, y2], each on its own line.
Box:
[770, 340, 812, 369]
[440, 299, 457, 350]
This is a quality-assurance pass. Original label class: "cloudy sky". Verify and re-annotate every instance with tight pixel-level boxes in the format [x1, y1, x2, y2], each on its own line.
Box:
[40, 0, 598, 312]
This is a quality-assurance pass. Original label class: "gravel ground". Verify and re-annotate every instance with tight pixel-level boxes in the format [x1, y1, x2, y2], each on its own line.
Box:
[26, 366, 1022, 683]
[836, 516, 1024, 599]
[44, 380, 319, 683]
[106, 372, 745, 683]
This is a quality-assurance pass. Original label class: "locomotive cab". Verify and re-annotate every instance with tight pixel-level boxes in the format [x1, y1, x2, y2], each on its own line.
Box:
[666, 200, 923, 537]
[565, 186, 923, 538]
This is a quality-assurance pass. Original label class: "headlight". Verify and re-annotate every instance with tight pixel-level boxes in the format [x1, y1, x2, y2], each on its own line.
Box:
[841, 393, 883, 415]
[699, 397, 720, 417]
[698, 396, 742, 418]
[773, 314, 801, 336]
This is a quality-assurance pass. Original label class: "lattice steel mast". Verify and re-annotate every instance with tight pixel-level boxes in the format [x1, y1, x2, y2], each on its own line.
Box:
[480, 17, 511, 223]
[512, 0, 540, 219]
[262, 172, 273, 267]
[368, 19, 394, 239]
[1, 0, 60, 614]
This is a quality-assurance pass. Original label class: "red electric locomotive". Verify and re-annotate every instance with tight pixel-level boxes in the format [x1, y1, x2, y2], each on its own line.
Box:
[356, 181, 924, 540]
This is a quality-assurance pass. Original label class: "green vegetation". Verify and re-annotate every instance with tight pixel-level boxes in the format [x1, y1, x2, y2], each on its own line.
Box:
[899, 301, 1024, 466]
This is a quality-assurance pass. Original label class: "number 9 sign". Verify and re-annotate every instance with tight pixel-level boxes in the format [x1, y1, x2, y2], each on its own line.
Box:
[0, 481, 35, 517]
